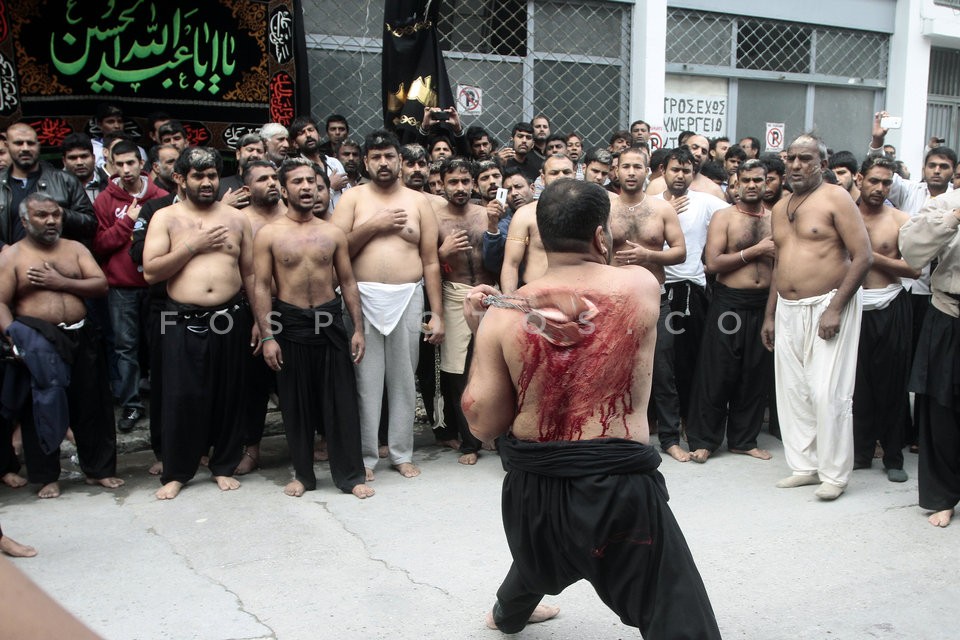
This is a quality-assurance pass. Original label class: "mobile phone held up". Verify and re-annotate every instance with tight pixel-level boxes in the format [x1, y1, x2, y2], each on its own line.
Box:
[880, 116, 902, 130]
[432, 110, 450, 122]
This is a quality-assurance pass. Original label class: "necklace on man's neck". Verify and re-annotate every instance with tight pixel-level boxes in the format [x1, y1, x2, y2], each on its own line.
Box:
[622, 195, 645, 213]
[735, 203, 766, 218]
[786, 184, 819, 222]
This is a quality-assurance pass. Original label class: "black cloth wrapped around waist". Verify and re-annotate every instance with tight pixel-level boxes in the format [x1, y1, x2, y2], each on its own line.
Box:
[165, 292, 243, 321]
[711, 281, 769, 310]
[498, 434, 662, 478]
[274, 297, 347, 350]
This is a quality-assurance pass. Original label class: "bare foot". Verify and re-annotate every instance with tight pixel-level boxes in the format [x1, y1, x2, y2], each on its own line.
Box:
[393, 462, 421, 478]
[12, 424, 22, 456]
[65, 427, 76, 445]
[38, 482, 60, 499]
[365, 468, 375, 482]
[874, 442, 884, 459]
[928, 509, 954, 528]
[85, 477, 125, 489]
[436, 438, 460, 450]
[148, 461, 163, 475]
[378, 444, 389, 459]
[730, 447, 772, 460]
[156, 481, 183, 500]
[351, 483, 375, 499]
[481, 440, 496, 452]
[199, 455, 210, 467]
[283, 480, 306, 497]
[234, 445, 260, 475]
[0, 535, 37, 558]
[215, 476, 240, 491]
[665, 445, 690, 462]
[2, 472, 27, 488]
[689, 448, 710, 464]
[485, 604, 560, 630]
[458, 452, 479, 465]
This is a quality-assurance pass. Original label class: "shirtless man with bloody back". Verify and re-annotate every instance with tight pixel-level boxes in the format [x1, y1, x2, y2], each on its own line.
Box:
[462, 179, 720, 637]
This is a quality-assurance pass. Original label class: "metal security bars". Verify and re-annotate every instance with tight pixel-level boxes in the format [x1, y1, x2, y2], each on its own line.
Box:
[666, 8, 888, 88]
[302, 0, 631, 151]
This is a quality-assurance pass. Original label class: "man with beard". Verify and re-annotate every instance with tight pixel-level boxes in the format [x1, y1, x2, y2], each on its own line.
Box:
[331, 130, 444, 480]
[761, 134, 871, 501]
[218, 133, 265, 207]
[143, 147, 256, 500]
[150, 144, 181, 195]
[828, 151, 861, 204]
[433, 158, 497, 464]
[1, 123, 95, 249]
[0, 193, 122, 498]
[760, 154, 786, 207]
[656, 147, 728, 452]
[93, 140, 168, 433]
[233, 161, 286, 475]
[467, 126, 494, 161]
[498, 123, 542, 183]
[852, 156, 917, 483]
[400, 144, 430, 192]
[318, 114, 349, 159]
[646, 135, 725, 200]
[501, 155, 576, 293]
[609, 147, 687, 462]
[157, 121, 188, 153]
[289, 116, 349, 210]
[61, 134, 108, 205]
[687, 159, 775, 464]
[482, 168, 534, 276]
[252, 157, 373, 499]
[260, 123, 291, 166]
[630, 119, 651, 146]
[337, 139, 364, 188]
[531, 115, 550, 159]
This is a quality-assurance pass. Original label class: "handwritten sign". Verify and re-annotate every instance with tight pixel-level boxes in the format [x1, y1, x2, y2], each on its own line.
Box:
[662, 94, 727, 148]
[765, 122, 785, 152]
[0, 0, 309, 149]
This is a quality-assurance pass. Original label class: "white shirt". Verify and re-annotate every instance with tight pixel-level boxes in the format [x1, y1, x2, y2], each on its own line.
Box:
[657, 190, 728, 287]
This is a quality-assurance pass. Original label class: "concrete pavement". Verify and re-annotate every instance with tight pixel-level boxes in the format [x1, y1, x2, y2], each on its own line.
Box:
[1, 426, 957, 640]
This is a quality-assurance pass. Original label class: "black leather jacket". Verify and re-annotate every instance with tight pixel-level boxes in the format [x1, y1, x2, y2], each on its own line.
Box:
[0, 161, 96, 248]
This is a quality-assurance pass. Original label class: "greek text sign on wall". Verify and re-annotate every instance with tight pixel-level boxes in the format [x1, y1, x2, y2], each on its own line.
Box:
[0, 0, 309, 150]
[662, 94, 727, 148]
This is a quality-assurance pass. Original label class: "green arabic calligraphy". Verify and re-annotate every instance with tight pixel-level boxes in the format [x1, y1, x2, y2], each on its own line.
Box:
[50, 0, 237, 94]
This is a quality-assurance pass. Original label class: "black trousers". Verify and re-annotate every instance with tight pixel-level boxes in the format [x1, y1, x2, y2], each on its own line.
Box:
[159, 298, 247, 485]
[492, 437, 720, 638]
[853, 290, 911, 470]
[439, 341, 482, 454]
[903, 293, 932, 447]
[16, 323, 117, 484]
[920, 399, 960, 511]
[0, 363, 20, 478]
[650, 298, 682, 450]
[686, 284, 771, 453]
[665, 280, 708, 420]
[239, 304, 274, 447]
[146, 293, 166, 460]
[274, 300, 365, 493]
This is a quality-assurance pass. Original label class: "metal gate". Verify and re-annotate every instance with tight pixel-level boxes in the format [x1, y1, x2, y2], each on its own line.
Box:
[301, 0, 632, 151]
[927, 47, 960, 151]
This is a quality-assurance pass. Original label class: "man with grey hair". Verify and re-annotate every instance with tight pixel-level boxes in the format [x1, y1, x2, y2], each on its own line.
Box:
[218, 132, 265, 208]
[143, 147, 256, 500]
[0, 193, 122, 498]
[761, 134, 872, 501]
[259, 123, 290, 166]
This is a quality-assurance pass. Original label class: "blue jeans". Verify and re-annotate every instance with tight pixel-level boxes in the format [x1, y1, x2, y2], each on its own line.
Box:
[107, 287, 147, 411]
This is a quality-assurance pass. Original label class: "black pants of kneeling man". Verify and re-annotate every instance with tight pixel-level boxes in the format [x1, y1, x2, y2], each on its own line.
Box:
[274, 298, 365, 493]
[491, 435, 720, 638]
[686, 283, 771, 453]
[910, 305, 960, 512]
[160, 296, 247, 485]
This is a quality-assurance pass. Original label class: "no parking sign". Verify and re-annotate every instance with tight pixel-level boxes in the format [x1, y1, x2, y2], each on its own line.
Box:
[765, 122, 785, 152]
[648, 125, 666, 150]
[456, 85, 483, 115]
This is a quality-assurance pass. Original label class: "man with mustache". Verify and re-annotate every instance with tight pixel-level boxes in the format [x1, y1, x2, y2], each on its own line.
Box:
[498, 123, 542, 183]
[434, 158, 497, 465]
[143, 147, 256, 500]
[289, 116, 349, 211]
[337, 139, 364, 188]
[0, 193, 121, 498]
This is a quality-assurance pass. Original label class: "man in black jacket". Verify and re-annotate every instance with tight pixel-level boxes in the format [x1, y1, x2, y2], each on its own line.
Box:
[1, 124, 95, 249]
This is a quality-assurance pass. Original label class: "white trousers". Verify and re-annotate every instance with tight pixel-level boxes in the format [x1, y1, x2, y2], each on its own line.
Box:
[774, 289, 862, 487]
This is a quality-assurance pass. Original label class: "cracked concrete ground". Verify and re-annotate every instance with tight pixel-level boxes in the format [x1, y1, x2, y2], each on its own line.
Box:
[1, 427, 958, 640]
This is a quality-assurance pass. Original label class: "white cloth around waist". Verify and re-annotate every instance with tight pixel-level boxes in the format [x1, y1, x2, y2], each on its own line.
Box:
[357, 280, 422, 335]
[861, 283, 903, 312]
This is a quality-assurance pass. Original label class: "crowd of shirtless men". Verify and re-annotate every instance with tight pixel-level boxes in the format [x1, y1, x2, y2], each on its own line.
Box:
[1, 101, 960, 559]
